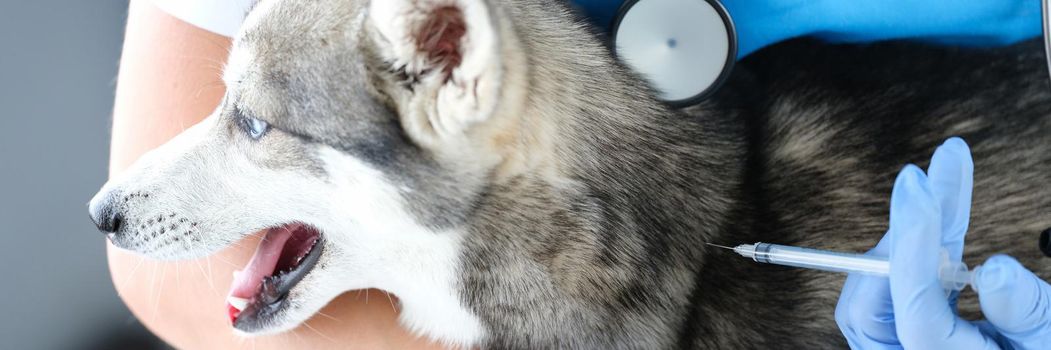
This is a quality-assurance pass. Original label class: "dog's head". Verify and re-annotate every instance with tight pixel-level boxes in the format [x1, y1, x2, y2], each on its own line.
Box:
[89, 0, 530, 344]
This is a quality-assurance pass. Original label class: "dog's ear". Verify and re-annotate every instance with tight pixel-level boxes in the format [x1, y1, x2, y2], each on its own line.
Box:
[367, 0, 505, 147]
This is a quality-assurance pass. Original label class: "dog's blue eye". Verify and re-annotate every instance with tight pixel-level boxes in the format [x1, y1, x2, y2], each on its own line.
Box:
[243, 116, 269, 140]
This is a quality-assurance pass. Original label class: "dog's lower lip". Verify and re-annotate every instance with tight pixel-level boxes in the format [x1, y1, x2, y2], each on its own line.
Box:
[230, 225, 324, 330]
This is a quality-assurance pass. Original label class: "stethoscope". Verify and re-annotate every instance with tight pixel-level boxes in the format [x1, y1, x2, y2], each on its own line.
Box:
[611, 0, 736, 107]
[1043, 0, 1051, 87]
[614, 0, 1051, 107]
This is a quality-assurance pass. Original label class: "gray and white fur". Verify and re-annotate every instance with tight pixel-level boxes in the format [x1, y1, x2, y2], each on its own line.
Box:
[89, 0, 1051, 348]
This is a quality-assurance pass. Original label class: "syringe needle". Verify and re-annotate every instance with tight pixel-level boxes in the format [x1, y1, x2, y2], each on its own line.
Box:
[705, 242, 735, 250]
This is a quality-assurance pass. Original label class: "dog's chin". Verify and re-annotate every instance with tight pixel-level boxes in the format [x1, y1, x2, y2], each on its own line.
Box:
[229, 263, 345, 336]
[230, 286, 320, 336]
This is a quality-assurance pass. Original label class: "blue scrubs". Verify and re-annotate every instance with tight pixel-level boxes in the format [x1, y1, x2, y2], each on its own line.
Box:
[571, 0, 1043, 58]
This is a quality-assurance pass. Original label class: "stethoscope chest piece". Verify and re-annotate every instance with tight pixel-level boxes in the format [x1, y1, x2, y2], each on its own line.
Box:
[612, 0, 736, 107]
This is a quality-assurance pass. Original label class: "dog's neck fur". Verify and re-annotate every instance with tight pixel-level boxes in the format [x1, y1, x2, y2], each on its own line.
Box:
[490, 0, 747, 219]
[455, 1, 757, 347]
[489, 0, 748, 253]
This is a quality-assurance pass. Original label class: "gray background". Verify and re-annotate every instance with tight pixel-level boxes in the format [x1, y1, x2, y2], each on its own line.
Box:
[0, 1, 165, 349]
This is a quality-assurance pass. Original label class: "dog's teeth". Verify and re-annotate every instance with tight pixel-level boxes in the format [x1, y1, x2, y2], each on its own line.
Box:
[227, 296, 249, 311]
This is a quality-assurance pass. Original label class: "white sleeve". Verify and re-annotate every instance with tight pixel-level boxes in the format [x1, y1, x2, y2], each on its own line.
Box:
[152, 0, 257, 37]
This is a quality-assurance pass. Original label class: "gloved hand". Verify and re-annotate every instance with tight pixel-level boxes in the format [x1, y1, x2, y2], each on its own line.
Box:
[835, 137, 1051, 349]
[572, 0, 1042, 58]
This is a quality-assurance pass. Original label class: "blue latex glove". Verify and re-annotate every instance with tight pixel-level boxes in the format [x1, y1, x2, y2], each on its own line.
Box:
[572, 0, 1042, 58]
[835, 138, 1051, 349]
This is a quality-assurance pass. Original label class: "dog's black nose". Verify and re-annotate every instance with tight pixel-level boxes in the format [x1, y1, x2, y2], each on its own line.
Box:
[89, 191, 123, 234]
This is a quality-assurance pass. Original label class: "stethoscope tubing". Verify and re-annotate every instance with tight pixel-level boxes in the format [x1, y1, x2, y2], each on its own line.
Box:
[1043, 0, 1051, 85]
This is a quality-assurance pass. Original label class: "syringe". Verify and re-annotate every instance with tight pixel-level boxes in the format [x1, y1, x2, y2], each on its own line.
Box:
[707, 242, 978, 292]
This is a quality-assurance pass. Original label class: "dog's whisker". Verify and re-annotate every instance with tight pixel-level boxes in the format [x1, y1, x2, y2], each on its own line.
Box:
[154, 263, 169, 322]
[314, 310, 342, 323]
[289, 326, 305, 347]
[193, 80, 227, 99]
[234, 329, 250, 348]
[173, 54, 228, 70]
[205, 256, 216, 291]
[302, 321, 336, 343]
[117, 256, 146, 290]
[188, 35, 234, 54]
[194, 258, 221, 298]
[207, 254, 243, 269]
[223, 240, 251, 250]
[147, 261, 160, 323]
[384, 291, 398, 313]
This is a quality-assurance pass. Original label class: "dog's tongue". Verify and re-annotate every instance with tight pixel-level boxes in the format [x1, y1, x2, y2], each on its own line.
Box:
[227, 226, 295, 313]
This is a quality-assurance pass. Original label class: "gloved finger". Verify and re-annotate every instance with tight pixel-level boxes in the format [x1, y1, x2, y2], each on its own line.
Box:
[836, 235, 900, 348]
[926, 138, 973, 314]
[837, 275, 899, 347]
[836, 283, 903, 348]
[977, 255, 1051, 350]
[887, 165, 998, 349]
[839, 315, 903, 350]
[925, 137, 974, 262]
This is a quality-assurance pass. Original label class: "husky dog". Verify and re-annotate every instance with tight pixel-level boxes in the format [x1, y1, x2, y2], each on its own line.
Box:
[89, 0, 1051, 348]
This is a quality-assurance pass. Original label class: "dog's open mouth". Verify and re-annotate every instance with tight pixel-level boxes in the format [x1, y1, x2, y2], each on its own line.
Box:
[226, 223, 323, 328]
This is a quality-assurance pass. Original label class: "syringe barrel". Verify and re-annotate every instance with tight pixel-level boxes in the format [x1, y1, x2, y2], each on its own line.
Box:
[750, 243, 890, 276]
[746, 243, 974, 292]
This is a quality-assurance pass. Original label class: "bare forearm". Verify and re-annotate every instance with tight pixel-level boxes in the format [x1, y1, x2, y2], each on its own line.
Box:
[109, 0, 228, 175]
